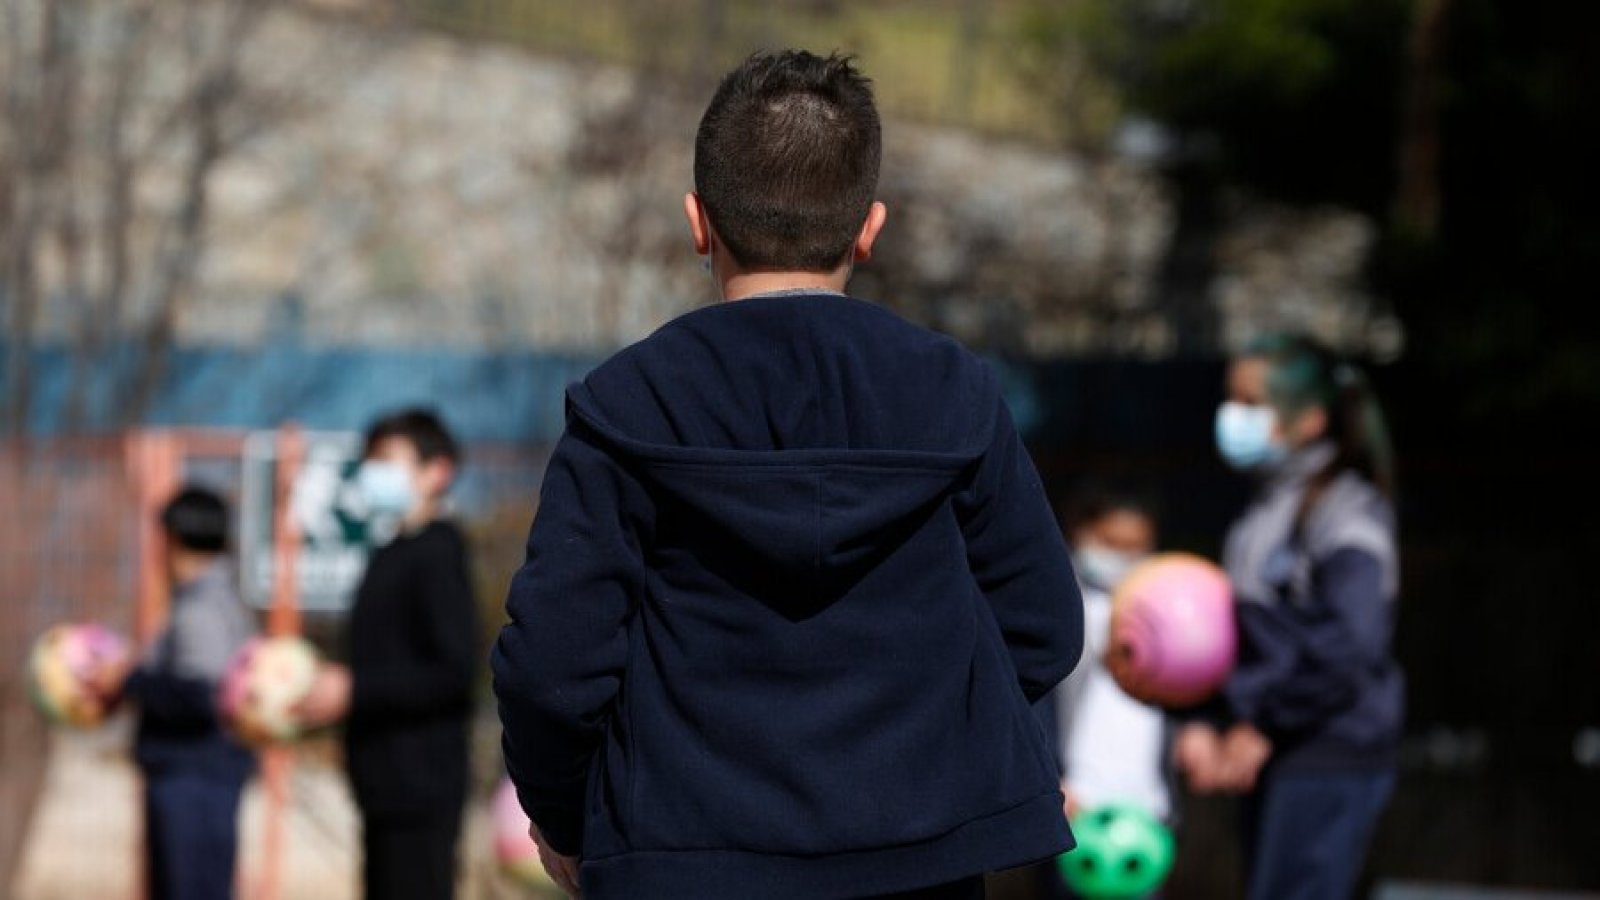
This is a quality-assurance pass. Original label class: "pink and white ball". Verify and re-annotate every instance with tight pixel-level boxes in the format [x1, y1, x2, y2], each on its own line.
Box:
[1107, 553, 1236, 708]
[216, 636, 319, 744]
[492, 777, 562, 895]
[27, 623, 131, 727]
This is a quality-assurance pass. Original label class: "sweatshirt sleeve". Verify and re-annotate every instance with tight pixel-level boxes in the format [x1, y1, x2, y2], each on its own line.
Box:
[350, 528, 481, 721]
[492, 417, 651, 857]
[955, 397, 1084, 702]
[1224, 546, 1392, 736]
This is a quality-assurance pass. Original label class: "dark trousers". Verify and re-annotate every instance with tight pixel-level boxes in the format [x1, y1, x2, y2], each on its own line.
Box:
[144, 771, 246, 900]
[1242, 769, 1396, 900]
[362, 812, 463, 900]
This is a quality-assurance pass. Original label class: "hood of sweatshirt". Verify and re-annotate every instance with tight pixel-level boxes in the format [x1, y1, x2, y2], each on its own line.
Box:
[565, 293, 1002, 596]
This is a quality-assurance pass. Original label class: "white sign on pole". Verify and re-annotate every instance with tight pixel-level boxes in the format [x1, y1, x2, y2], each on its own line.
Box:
[239, 431, 373, 613]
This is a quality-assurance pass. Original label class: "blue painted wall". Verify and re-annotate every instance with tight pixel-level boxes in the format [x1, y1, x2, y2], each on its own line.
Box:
[1, 341, 601, 444]
[0, 340, 1059, 445]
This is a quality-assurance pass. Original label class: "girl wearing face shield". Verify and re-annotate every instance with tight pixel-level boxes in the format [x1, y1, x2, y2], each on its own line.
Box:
[1177, 334, 1402, 900]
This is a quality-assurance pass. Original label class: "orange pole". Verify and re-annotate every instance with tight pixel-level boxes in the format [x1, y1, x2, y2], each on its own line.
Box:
[267, 425, 305, 638]
[126, 431, 181, 644]
[124, 430, 181, 900]
[254, 424, 304, 900]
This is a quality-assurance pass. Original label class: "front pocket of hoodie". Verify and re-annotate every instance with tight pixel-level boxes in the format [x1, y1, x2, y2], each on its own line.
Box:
[615, 566, 1061, 857]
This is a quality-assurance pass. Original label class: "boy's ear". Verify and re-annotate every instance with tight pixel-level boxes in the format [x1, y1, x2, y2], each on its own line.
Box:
[683, 192, 712, 256]
[853, 201, 888, 263]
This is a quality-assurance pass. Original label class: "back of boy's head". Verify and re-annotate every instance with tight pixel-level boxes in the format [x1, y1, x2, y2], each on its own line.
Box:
[363, 408, 461, 466]
[161, 486, 229, 553]
[695, 50, 881, 273]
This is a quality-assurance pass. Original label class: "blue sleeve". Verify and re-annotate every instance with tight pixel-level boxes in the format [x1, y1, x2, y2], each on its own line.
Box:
[491, 419, 650, 857]
[351, 530, 481, 721]
[1224, 547, 1391, 736]
[123, 668, 218, 727]
[954, 399, 1084, 702]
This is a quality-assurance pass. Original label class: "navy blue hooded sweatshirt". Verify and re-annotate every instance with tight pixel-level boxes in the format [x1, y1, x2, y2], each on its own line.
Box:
[493, 293, 1083, 899]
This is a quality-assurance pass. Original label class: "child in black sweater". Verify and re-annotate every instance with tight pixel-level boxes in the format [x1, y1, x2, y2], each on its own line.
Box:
[297, 409, 480, 900]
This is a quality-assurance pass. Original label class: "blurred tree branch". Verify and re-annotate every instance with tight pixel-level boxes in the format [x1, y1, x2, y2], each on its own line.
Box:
[0, 0, 299, 435]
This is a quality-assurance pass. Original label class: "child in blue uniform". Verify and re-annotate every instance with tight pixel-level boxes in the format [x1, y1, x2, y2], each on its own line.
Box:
[1176, 334, 1402, 900]
[94, 486, 258, 900]
[492, 50, 1083, 900]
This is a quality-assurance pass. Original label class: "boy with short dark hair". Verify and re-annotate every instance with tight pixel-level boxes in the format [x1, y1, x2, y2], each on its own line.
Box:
[94, 485, 258, 900]
[493, 50, 1083, 899]
[295, 408, 481, 900]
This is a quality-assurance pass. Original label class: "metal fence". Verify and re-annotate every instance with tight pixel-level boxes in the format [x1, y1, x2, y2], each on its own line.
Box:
[0, 435, 145, 894]
[1, 429, 549, 899]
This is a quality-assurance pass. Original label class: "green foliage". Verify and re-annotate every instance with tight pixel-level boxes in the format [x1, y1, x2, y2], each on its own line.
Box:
[1010, 1, 1129, 149]
[1016, 0, 1411, 208]
[1144, 0, 1348, 111]
[1014, 0, 1597, 418]
[399, 0, 1056, 140]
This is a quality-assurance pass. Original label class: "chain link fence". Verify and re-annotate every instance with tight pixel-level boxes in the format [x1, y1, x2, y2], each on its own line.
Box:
[2, 430, 550, 899]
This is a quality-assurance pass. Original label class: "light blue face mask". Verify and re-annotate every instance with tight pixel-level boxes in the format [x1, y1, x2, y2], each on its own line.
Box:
[356, 460, 416, 518]
[1075, 543, 1144, 592]
[1214, 401, 1287, 472]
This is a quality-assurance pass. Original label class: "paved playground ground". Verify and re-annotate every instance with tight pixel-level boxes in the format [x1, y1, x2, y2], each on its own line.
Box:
[11, 720, 525, 900]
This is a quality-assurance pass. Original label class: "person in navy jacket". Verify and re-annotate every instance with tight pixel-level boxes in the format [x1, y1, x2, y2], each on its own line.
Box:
[492, 50, 1084, 900]
[1177, 334, 1403, 900]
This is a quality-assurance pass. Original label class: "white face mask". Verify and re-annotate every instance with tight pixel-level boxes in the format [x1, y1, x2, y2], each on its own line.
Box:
[1075, 543, 1144, 591]
[356, 460, 417, 518]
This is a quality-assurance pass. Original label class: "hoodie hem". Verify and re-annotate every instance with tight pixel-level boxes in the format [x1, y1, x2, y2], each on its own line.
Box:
[580, 789, 1072, 900]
